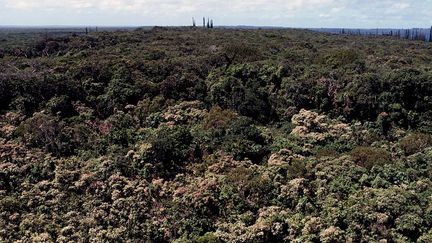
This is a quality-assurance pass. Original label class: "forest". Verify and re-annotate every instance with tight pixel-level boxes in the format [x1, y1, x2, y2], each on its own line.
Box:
[1, 27, 432, 242]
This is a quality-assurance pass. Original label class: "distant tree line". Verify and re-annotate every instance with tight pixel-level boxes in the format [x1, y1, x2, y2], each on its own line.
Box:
[84, 27, 99, 34]
[336, 26, 432, 42]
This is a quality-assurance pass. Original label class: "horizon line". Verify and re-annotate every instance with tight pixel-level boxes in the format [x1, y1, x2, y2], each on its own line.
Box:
[0, 24, 432, 29]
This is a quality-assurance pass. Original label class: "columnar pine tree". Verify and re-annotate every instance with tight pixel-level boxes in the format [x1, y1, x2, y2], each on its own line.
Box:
[192, 17, 196, 27]
[210, 19, 214, 28]
[203, 17, 206, 27]
[429, 26, 432, 42]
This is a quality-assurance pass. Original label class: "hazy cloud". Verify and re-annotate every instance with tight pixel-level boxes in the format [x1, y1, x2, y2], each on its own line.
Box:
[0, 0, 431, 27]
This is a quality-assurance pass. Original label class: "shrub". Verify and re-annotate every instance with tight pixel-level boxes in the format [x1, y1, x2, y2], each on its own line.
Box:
[135, 97, 166, 125]
[225, 166, 273, 202]
[324, 49, 364, 70]
[222, 117, 269, 162]
[147, 126, 195, 177]
[105, 113, 137, 146]
[10, 95, 39, 116]
[336, 73, 382, 121]
[222, 43, 260, 67]
[46, 95, 77, 118]
[16, 113, 66, 155]
[202, 106, 237, 132]
[379, 69, 432, 128]
[315, 147, 339, 158]
[287, 158, 308, 179]
[0, 79, 11, 111]
[195, 232, 219, 243]
[400, 133, 432, 155]
[98, 79, 138, 116]
[349, 146, 391, 169]
[209, 69, 274, 123]
[15, 113, 94, 156]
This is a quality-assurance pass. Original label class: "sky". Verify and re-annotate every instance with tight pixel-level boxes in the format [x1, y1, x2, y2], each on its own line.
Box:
[0, 0, 431, 28]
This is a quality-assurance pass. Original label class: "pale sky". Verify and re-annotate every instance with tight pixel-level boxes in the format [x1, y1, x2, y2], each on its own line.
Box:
[0, 0, 431, 28]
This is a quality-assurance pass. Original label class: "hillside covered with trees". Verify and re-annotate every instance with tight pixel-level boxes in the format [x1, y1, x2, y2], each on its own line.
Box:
[1, 27, 432, 242]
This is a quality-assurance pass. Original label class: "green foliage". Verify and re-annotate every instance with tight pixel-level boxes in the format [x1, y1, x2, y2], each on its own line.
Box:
[323, 49, 365, 70]
[105, 112, 137, 146]
[195, 232, 219, 243]
[336, 73, 383, 120]
[10, 95, 39, 115]
[2, 27, 432, 242]
[221, 117, 269, 162]
[145, 126, 195, 177]
[0, 79, 12, 111]
[16, 113, 67, 155]
[225, 166, 272, 196]
[208, 64, 276, 123]
[287, 158, 309, 179]
[46, 95, 77, 118]
[15, 112, 94, 156]
[222, 42, 260, 67]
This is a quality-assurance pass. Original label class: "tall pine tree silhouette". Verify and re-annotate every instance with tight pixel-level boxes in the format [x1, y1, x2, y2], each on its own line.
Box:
[429, 26, 432, 42]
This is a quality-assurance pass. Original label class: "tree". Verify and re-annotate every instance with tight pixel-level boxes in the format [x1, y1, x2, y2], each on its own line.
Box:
[0, 79, 11, 111]
[221, 42, 260, 67]
[147, 126, 194, 177]
[429, 26, 432, 42]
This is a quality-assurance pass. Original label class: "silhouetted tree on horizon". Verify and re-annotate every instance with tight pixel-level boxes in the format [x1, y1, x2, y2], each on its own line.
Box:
[429, 26, 432, 42]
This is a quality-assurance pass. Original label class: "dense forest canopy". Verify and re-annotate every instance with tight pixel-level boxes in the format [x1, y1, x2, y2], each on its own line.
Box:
[1, 27, 432, 242]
